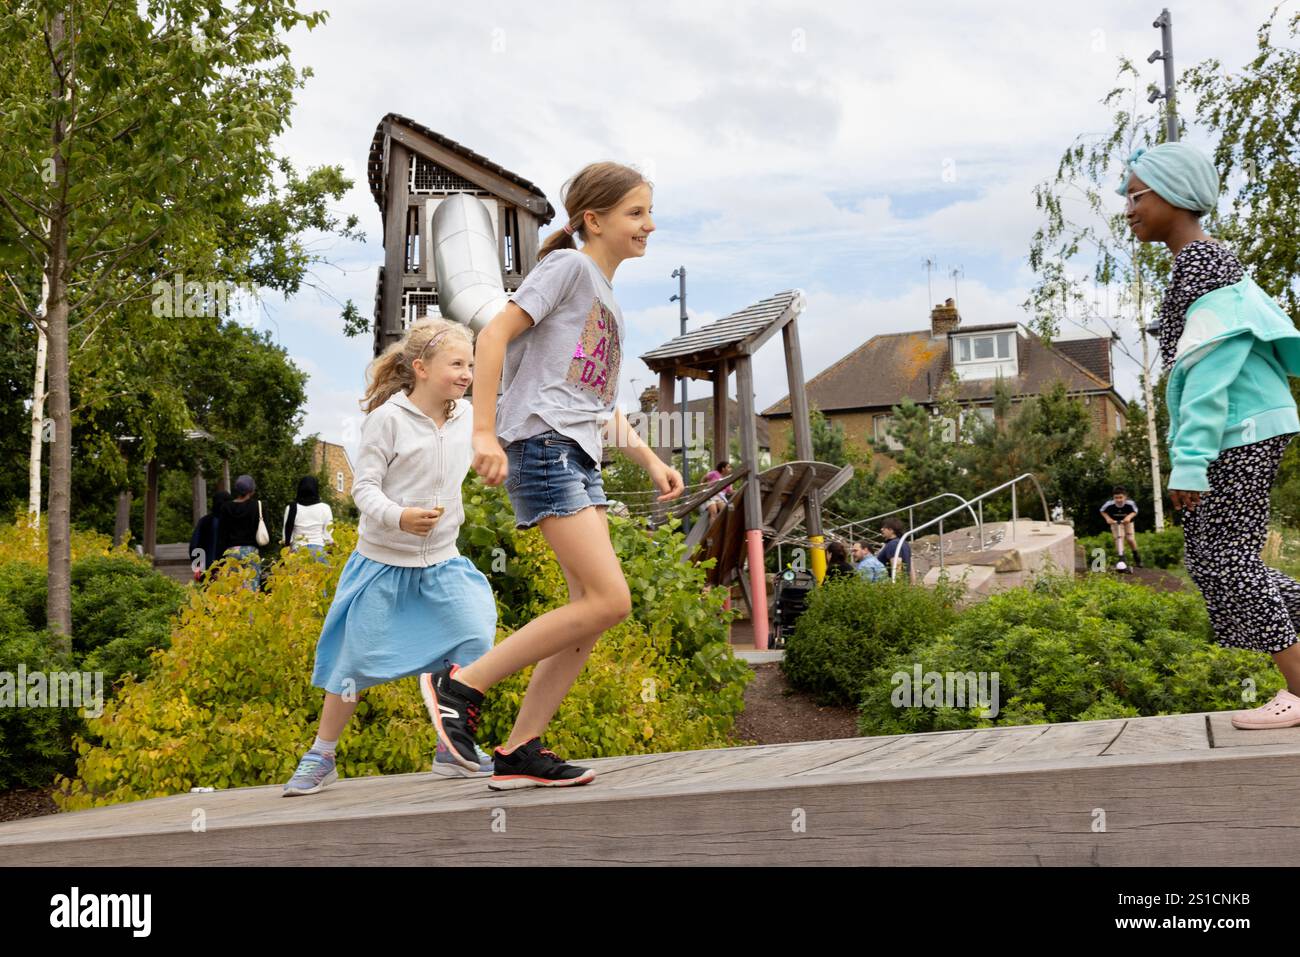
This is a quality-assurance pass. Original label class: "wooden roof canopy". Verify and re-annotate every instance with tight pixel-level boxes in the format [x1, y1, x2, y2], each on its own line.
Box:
[366, 113, 555, 227]
[640, 289, 807, 381]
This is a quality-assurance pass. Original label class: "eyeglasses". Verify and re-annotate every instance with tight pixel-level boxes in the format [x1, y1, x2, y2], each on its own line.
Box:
[1125, 188, 1154, 210]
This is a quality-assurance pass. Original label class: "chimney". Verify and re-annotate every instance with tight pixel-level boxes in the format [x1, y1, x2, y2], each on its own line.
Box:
[930, 297, 960, 338]
[638, 385, 659, 413]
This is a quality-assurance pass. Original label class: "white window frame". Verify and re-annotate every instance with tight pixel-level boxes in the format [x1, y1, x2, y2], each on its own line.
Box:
[955, 331, 1013, 365]
[336, 470, 344, 492]
[960, 405, 994, 433]
[873, 413, 904, 451]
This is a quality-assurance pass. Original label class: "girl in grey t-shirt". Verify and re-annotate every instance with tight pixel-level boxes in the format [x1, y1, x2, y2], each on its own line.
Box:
[422, 161, 686, 790]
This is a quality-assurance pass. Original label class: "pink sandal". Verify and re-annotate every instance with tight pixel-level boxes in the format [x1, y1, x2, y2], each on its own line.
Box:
[1231, 689, 1300, 729]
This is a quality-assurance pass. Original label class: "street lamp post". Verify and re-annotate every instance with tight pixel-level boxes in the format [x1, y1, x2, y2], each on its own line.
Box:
[670, 267, 691, 534]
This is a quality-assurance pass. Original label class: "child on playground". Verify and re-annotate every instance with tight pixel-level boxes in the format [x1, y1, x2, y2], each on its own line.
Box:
[703, 460, 733, 520]
[1122, 142, 1300, 729]
[283, 318, 498, 795]
[1099, 485, 1142, 569]
[422, 161, 684, 790]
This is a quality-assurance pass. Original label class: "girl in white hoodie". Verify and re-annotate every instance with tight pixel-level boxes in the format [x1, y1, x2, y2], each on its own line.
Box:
[283, 318, 497, 796]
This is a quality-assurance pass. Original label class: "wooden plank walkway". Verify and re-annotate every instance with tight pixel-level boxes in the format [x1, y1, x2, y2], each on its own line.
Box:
[2, 711, 1299, 866]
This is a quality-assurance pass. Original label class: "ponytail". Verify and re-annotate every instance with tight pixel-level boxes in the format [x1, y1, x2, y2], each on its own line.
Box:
[537, 161, 652, 261]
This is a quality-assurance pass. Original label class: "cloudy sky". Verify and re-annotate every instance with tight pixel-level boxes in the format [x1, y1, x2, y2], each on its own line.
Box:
[249, 0, 1284, 461]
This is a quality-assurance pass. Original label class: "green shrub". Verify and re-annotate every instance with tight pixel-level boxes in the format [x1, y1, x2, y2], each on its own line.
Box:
[70, 556, 187, 686]
[1076, 525, 1185, 569]
[782, 574, 964, 707]
[0, 559, 46, 634]
[0, 550, 186, 791]
[0, 629, 82, 790]
[0, 551, 187, 689]
[856, 571, 1279, 735]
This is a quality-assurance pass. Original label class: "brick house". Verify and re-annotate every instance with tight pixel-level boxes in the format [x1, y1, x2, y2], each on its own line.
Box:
[760, 299, 1127, 473]
[312, 439, 354, 501]
[632, 386, 771, 470]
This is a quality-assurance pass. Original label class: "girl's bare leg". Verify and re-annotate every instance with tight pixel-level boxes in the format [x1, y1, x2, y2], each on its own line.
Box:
[1272, 644, 1300, 695]
[455, 505, 629, 706]
[318, 691, 360, 742]
[501, 526, 607, 751]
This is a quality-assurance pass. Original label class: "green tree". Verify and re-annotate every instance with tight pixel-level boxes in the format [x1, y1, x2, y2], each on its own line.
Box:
[1184, 8, 1300, 317]
[1024, 58, 1173, 533]
[70, 318, 316, 549]
[807, 406, 892, 529]
[0, 1, 354, 647]
[872, 396, 963, 509]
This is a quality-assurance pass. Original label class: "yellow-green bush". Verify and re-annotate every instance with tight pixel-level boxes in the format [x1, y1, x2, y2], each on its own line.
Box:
[0, 506, 145, 567]
[54, 483, 751, 810]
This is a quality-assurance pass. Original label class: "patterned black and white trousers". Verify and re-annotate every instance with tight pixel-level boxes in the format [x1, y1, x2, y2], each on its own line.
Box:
[1181, 432, 1300, 653]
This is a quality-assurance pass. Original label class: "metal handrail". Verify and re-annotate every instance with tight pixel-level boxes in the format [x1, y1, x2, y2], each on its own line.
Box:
[889, 473, 1052, 583]
[782, 492, 982, 576]
[827, 492, 982, 547]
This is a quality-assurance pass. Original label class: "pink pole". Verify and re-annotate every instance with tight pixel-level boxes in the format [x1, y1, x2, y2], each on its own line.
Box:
[746, 529, 769, 650]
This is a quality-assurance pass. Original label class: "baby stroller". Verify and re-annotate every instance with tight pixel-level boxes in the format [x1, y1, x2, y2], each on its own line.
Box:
[769, 566, 816, 648]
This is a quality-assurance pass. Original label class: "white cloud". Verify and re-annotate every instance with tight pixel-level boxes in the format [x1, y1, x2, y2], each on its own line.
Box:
[263, 0, 1276, 440]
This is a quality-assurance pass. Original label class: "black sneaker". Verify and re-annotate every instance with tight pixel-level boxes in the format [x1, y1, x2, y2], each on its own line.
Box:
[420, 665, 485, 772]
[487, 737, 596, 790]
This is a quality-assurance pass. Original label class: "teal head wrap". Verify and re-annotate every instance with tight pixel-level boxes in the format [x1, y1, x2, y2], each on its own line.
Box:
[1115, 142, 1220, 214]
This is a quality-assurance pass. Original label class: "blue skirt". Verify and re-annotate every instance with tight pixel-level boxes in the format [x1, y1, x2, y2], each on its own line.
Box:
[311, 551, 497, 696]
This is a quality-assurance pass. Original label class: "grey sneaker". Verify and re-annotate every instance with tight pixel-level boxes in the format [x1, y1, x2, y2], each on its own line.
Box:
[431, 739, 493, 777]
[282, 749, 338, 796]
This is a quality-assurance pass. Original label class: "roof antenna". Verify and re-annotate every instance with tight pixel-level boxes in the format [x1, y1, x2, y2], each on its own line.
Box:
[922, 257, 938, 307]
[950, 265, 964, 310]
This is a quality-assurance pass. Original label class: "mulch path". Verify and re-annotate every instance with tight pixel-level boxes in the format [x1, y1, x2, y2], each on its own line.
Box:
[1122, 566, 1188, 592]
[729, 662, 859, 745]
[1072, 554, 1189, 593]
[0, 787, 60, 824]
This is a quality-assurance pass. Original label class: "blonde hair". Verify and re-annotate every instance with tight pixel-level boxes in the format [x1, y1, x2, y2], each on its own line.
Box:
[361, 317, 475, 416]
[538, 161, 653, 261]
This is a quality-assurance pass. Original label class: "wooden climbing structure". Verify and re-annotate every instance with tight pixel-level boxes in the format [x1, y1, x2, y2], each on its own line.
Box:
[639, 290, 851, 648]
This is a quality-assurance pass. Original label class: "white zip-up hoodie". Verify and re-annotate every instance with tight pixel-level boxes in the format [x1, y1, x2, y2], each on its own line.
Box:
[351, 389, 472, 567]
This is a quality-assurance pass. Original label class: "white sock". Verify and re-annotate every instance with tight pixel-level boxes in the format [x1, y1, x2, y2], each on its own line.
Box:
[311, 735, 338, 756]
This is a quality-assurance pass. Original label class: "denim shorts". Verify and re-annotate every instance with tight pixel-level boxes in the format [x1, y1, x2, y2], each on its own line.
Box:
[504, 429, 608, 529]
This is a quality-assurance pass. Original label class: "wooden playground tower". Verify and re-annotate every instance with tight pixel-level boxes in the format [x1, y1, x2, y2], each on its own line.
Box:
[640, 291, 852, 649]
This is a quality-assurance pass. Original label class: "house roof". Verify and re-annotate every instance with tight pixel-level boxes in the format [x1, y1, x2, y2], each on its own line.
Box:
[640, 290, 806, 374]
[949, 322, 1019, 334]
[760, 324, 1120, 417]
[1049, 336, 1114, 383]
[367, 114, 555, 228]
[678, 395, 771, 449]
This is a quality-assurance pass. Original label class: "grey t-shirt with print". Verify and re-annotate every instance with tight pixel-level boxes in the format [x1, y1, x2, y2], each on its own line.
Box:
[496, 248, 624, 468]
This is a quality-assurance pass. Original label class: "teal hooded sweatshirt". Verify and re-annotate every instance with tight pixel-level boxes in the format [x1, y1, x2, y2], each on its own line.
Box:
[1166, 275, 1300, 492]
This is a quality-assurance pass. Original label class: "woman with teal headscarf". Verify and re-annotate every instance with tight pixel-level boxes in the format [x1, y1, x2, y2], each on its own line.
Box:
[1121, 142, 1300, 728]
